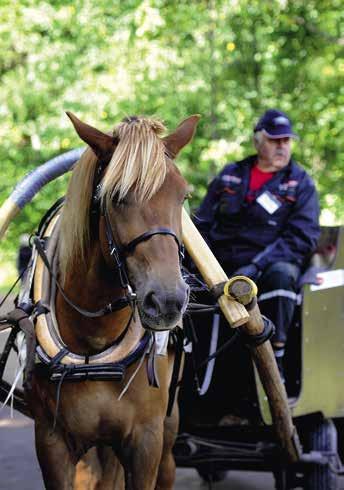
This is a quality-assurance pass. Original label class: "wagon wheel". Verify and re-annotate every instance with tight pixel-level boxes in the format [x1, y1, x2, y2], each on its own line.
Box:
[304, 419, 339, 490]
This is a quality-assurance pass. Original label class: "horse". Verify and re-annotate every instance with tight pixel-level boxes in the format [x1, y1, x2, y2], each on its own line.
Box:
[26, 112, 199, 490]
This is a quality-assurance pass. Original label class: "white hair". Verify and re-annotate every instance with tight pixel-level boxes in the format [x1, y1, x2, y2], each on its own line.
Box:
[253, 130, 264, 147]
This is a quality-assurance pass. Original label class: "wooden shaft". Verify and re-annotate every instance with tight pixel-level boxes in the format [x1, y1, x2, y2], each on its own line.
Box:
[182, 208, 249, 327]
[243, 304, 301, 462]
[0, 198, 20, 241]
[229, 278, 302, 462]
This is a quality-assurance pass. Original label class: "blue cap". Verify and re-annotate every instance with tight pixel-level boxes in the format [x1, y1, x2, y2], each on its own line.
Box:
[254, 109, 298, 139]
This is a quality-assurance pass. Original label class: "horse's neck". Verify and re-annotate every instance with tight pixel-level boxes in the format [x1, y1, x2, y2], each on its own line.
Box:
[56, 243, 132, 354]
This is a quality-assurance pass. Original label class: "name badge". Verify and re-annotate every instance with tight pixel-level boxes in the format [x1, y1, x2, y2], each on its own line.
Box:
[256, 191, 281, 214]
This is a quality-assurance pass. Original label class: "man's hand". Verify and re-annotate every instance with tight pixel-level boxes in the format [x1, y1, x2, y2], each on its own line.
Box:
[232, 263, 261, 281]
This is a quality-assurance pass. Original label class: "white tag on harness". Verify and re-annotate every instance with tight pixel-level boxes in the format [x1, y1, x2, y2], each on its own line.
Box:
[154, 331, 170, 356]
[256, 191, 281, 214]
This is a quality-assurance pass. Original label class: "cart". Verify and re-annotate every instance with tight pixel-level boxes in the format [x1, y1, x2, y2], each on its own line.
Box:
[174, 225, 344, 489]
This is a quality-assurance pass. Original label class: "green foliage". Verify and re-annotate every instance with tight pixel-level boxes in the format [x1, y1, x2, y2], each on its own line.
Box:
[0, 0, 343, 279]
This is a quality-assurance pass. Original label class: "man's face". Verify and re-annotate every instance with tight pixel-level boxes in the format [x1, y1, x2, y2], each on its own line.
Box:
[256, 133, 291, 171]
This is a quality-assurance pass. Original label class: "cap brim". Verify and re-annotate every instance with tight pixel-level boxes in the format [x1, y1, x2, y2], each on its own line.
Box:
[262, 128, 299, 140]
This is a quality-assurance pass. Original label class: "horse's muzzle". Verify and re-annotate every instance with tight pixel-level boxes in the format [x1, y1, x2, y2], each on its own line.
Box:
[140, 282, 189, 330]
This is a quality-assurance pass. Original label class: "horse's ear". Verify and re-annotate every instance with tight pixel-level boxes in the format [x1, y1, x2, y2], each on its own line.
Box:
[66, 112, 117, 159]
[163, 115, 200, 158]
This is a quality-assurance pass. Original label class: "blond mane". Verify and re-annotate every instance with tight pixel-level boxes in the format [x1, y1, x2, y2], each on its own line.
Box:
[58, 117, 168, 280]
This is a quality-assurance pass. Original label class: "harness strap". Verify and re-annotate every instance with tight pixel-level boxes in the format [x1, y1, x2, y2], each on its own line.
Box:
[36, 330, 153, 429]
[104, 210, 184, 293]
[33, 236, 133, 318]
[104, 211, 132, 290]
[197, 329, 241, 371]
[3, 307, 37, 390]
[146, 337, 159, 388]
[50, 348, 69, 367]
[123, 228, 183, 256]
[167, 326, 184, 416]
[36, 330, 153, 383]
[210, 281, 227, 300]
[52, 367, 71, 430]
[239, 315, 275, 347]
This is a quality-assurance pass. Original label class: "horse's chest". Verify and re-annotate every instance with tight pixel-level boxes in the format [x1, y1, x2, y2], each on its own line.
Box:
[32, 359, 168, 444]
[58, 383, 134, 438]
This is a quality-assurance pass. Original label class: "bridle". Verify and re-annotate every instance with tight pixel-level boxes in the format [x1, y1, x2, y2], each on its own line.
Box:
[91, 148, 185, 306]
[32, 194, 184, 322]
[103, 209, 184, 292]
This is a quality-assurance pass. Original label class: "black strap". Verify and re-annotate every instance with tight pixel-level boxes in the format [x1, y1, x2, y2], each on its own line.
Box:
[36, 197, 65, 237]
[245, 296, 258, 311]
[146, 337, 160, 388]
[104, 209, 184, 290]
[210, 281, 227, 300]
[123, 228, 182, 256]
[36, 329, 152, 383]
[239, 315, 275, 347]
[104, 211, 132, 289]
[50, 348, 69, 367]
[3, 308, 37, 390]
[192, 315, 274, 375]
[33, 236, 132, 318]
[186, 302, 219, 314]
[53, 368, 69, 430]
[167, 327, 184, 416]
[197, 330, 241, 371]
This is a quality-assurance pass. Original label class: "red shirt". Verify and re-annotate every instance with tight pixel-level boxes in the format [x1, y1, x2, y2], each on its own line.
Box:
[246, 164, 274, 202]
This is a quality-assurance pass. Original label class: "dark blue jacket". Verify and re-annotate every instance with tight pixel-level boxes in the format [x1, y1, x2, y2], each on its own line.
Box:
[194, 155, 320, 271]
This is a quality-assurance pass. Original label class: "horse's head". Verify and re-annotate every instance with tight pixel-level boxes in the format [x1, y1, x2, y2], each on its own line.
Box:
[64, 113, 199, 331]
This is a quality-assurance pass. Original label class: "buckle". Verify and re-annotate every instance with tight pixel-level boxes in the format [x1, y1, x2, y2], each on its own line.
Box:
[105, 303, 113, 314]
[126, 284, 137, 301]
[110, 246, 118, 257]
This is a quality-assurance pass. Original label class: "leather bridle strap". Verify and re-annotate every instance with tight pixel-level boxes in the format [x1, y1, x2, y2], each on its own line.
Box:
[104, 212, 184, 287]
[123, 228, 184, 258]
[32, 236, 132, 318]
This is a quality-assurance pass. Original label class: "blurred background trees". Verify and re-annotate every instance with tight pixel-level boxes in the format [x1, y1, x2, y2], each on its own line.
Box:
[0, 0, 343, 285]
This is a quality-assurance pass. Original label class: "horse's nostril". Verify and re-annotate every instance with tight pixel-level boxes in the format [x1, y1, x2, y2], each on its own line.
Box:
[143, 291, 160, 317]
[172, 295, 184, 313]
[143, 286, 188, 320]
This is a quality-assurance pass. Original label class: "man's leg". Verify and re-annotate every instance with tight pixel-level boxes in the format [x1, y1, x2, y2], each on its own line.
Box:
[257, 261, 300, 380]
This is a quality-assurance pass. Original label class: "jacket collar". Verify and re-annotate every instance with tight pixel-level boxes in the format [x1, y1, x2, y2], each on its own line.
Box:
[239, 154, 294, 178]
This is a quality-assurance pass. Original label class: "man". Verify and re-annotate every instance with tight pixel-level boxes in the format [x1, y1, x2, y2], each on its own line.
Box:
[195, 109, 320, 379]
